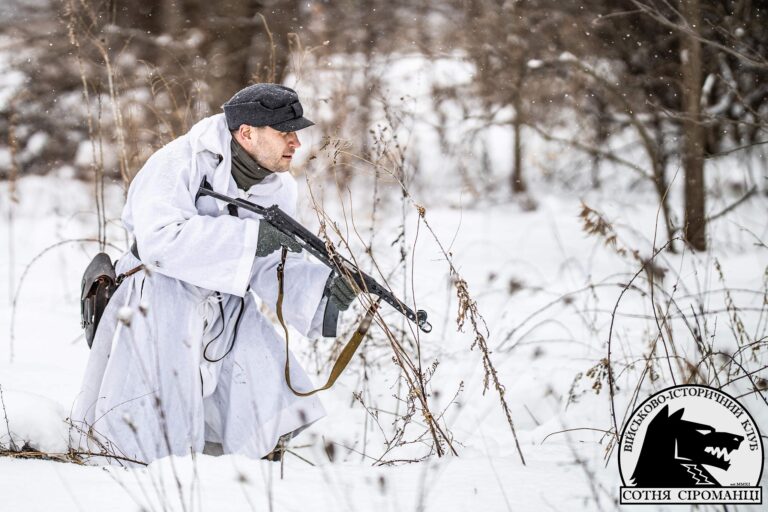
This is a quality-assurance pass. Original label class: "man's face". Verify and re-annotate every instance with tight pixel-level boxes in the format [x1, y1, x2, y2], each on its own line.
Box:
[237, 125, 301, 173]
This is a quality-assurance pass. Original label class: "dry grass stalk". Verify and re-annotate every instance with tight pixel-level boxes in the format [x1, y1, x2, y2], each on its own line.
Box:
[714, 258, 750, 350]
[307, 188, 456, 460]
[0, 384, 17, 452]
[578, 200, 768, 467]
[450, 261, 527, 465]
[6, 97, 20, 310]
[65, 0, 131, 188]
[304, 130, 459, 461]
[65, 0, 107, 250]
[307, 112, 527, 463]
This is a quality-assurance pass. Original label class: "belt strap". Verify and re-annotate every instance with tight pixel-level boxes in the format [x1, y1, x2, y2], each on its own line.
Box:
[276, 247, 380, 397]
[116, 264, 144, 285]
[117, 241, 144, 285]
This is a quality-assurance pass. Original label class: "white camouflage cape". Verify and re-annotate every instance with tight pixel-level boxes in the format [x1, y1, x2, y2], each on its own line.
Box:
[71, 114, 331, 465]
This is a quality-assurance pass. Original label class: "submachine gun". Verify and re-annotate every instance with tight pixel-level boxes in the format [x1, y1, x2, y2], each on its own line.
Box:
[195, 178, 432, 337]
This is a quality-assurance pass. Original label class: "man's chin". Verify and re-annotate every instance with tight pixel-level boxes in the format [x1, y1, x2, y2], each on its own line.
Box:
[273, 159, 293, 173]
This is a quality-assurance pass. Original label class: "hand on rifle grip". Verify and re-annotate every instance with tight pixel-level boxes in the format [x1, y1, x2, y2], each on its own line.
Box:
[255, 220, 301, 257]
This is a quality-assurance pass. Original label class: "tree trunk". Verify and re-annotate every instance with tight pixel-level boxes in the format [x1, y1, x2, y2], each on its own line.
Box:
[511, 110, 525, 193]
[203, 0, 254, 109]
[511, 71, 526, 194]
[590, 95, 608, 190]
[160, 0, 185, 36]
[651, 114, 676, 248]
[680, 0, 706, 251]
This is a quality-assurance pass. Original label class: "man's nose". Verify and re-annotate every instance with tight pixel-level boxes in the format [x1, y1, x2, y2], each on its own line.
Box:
[287, 132, 301, 148]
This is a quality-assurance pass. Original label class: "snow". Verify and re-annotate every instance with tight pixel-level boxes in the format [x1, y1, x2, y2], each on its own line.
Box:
[1, 51, 767, 511]
[74, 139, 119, 170]
[0, 66, 25, 111]
[0, 147, 12, 170]
[0, 388, 69, 453]
[2, 450, 590, 511]
[527, 59, 544, 69]
[21, 131, 48, 161]
[2, 161, 766, 509]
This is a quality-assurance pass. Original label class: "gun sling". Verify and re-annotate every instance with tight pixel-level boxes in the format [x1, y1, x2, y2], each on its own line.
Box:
[275, 247, 380, 396]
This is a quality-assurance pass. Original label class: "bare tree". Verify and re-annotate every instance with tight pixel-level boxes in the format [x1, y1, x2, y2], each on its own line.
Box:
[447, 0, 576, 195]
[680, 0, 707, 250]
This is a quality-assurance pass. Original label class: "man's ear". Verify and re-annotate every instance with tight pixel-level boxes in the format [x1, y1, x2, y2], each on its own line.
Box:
[236, 124, 251, 141]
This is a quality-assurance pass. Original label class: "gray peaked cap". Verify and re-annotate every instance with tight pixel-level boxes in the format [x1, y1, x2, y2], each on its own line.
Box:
[223, 83, 314, 132]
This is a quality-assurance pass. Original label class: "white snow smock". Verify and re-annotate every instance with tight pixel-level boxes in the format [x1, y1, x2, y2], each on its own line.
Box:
[71, 114, 331, 465]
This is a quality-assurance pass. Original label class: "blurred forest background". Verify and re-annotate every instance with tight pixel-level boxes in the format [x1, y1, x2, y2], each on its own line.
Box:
[0, 0, 766, 251]
[1, 3, 767, 499]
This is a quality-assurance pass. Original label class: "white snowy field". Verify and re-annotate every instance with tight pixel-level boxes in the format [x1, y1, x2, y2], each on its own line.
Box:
[1, 155, 766, 511]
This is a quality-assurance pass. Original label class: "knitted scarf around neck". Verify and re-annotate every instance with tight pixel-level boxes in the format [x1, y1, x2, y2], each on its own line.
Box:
[230, 138, 273, 190]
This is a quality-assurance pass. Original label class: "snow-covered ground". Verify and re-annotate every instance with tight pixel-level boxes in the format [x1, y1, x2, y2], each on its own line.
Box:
[0, 42, 765, 511]
[1, 153, 766, 510]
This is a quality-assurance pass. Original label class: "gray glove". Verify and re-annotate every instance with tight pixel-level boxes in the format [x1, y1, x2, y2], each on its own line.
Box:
[255, 221, 301, 257]
[327, 273, 359, 311]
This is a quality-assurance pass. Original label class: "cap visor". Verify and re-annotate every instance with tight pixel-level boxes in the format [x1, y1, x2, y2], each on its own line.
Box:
[270, 116, 315, 132]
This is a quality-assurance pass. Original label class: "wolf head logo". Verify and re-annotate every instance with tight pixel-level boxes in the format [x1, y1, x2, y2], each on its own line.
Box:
[631, 405, 743, 487]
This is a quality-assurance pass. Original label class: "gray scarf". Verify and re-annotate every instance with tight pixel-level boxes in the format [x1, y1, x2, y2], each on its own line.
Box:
[230, 138, 272, 191]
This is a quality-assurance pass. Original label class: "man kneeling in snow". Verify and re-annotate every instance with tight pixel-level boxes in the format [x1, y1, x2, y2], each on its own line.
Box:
[71, 84, 357, 465]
